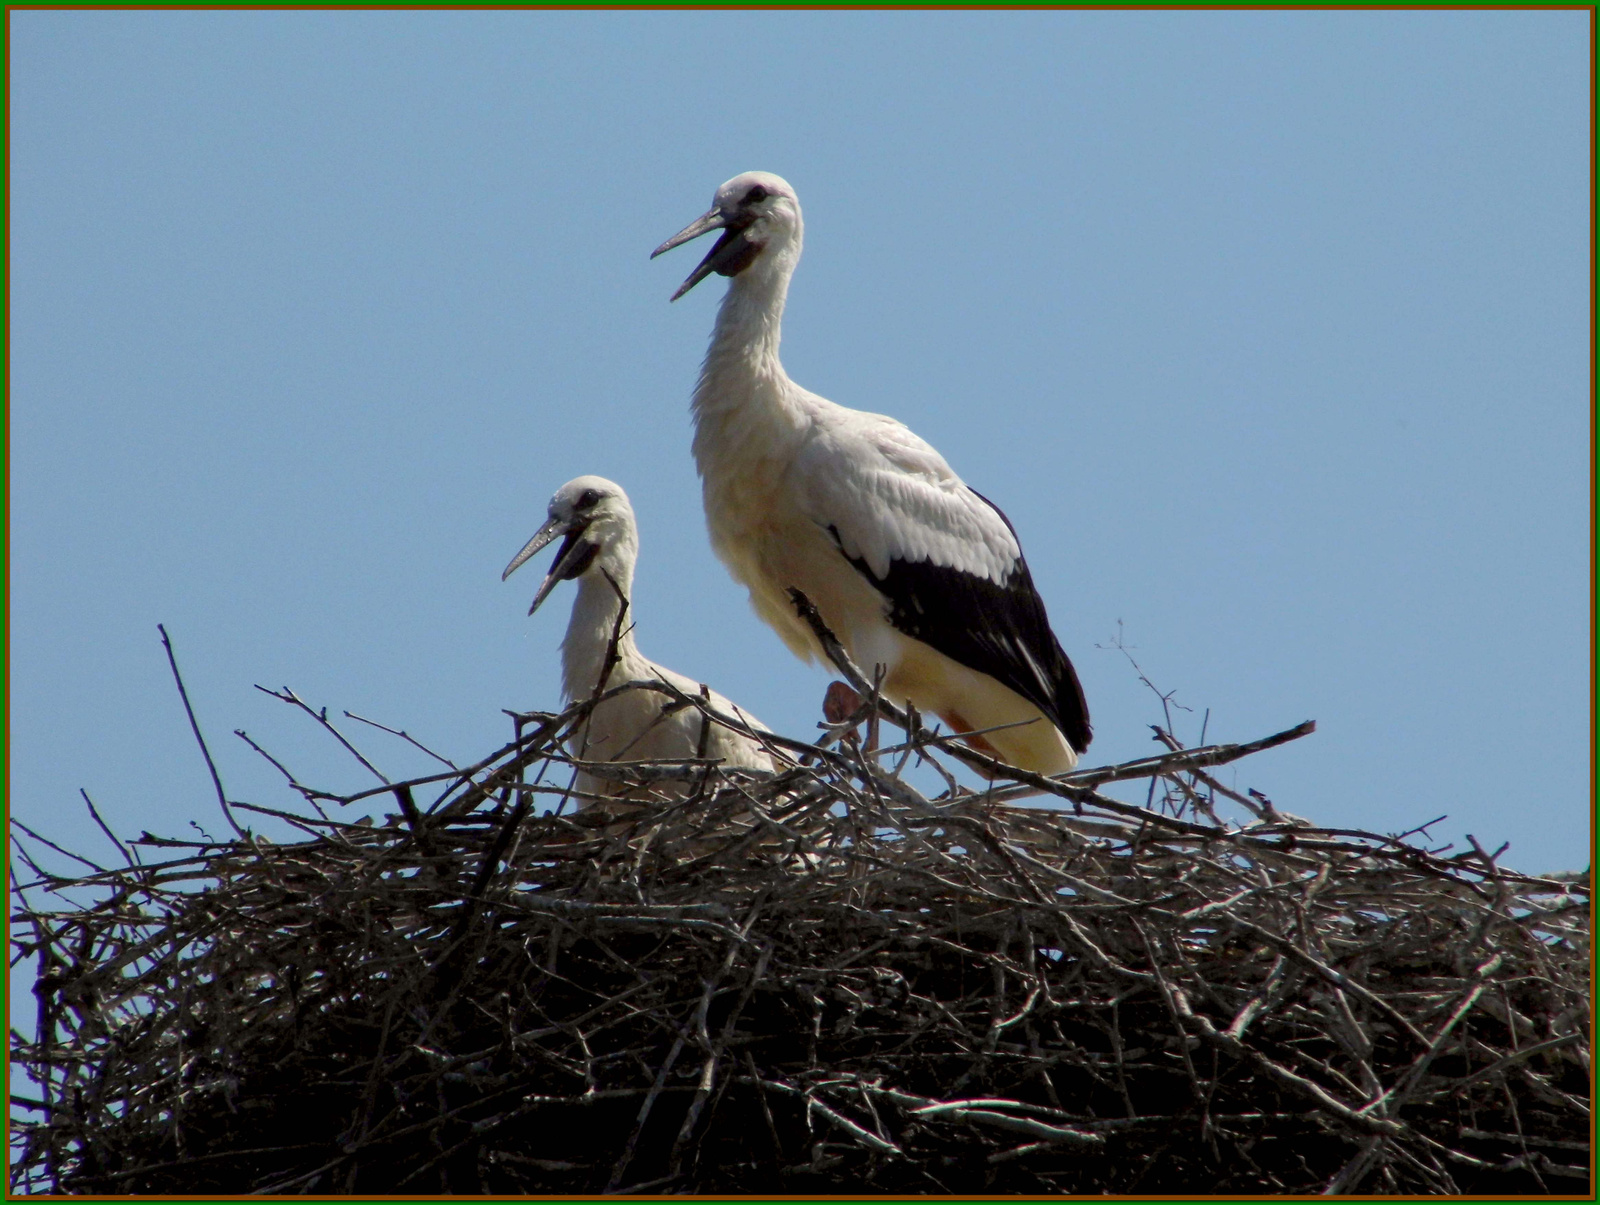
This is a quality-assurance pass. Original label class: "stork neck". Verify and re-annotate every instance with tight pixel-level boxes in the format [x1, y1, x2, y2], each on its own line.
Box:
[692, 251, 807, 436]
[713, 267, 787, 360]
[560, 565, 642, 703]
[697, 290, 785, 412]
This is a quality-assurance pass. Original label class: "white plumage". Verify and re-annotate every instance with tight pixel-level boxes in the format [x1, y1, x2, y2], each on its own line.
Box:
[503, 475, 779, 806]
[653, 172, 1091, 774]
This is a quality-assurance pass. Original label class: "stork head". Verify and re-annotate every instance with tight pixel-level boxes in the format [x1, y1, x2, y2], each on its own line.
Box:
[503, 475, 638, 616]
[651, 171, 802, 301]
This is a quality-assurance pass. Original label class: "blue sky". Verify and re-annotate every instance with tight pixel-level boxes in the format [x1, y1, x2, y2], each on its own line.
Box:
[9, 4, 1589, 924]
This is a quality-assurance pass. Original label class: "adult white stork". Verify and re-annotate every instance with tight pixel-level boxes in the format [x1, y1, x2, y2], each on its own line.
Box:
[652, 172, 1091, 774]
[504, 475, 779, 805]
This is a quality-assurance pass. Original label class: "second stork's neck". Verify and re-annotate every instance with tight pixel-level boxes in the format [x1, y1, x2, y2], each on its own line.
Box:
[560, 560, 644, 704]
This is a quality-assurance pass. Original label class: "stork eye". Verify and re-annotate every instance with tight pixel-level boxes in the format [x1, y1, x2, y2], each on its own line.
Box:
[575, 489, 602, 510]
[743, 184, 769, 205]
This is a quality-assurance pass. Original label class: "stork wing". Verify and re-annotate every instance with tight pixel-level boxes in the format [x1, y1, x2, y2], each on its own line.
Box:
[795, 411, 1092, 753]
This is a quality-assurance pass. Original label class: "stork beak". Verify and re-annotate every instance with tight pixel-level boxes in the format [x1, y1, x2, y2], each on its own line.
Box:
[651, 207, 725, 259]
[503, 518, 597, 617]
[652, 207, 759, 301]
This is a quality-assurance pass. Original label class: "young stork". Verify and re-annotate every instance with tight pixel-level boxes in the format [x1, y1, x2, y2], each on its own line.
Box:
[503, 475, 778, 805]
[652, 172, 1092, 774]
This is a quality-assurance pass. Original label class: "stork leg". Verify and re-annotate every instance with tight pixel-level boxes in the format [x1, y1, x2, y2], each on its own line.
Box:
[822, 681, 860, 725]
[939, 710, 1005, 777]
[822, 681, 879, 752]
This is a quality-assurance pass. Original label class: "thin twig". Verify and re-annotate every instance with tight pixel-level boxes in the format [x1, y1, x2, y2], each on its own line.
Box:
[158, 624, 248, 841]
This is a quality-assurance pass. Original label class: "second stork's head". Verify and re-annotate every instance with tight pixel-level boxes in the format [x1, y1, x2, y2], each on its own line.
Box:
[503, 476, 638, 615]
[651, 171, 803, 301]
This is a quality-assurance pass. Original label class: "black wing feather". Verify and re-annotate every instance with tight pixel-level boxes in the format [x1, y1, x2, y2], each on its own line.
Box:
[828, 490, 1092, 754]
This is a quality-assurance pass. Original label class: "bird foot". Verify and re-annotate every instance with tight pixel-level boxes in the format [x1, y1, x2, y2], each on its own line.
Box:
[823, 681, 863, 725]
[822, 681, 879, 752]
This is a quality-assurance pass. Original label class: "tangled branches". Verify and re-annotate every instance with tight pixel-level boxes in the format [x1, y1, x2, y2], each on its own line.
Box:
[8, 636, 1590, 1194]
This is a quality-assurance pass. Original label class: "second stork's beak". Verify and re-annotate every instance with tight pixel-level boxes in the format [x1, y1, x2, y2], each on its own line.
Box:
[503, 517, 598, 617]
[651, 206, 756, 302]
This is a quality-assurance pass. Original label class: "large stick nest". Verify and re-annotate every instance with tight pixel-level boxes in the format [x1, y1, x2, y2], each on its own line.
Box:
[9, 657, 1591, 1195]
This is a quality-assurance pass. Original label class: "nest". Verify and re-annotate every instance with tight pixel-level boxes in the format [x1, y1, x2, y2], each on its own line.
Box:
[9, 629, 1591, 1195]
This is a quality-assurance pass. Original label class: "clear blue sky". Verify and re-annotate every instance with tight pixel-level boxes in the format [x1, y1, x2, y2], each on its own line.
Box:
[9, 9, 1589, 910]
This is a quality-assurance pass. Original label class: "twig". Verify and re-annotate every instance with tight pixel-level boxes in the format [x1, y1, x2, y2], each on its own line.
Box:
[344, 710, 458, 770]
[254, 684, 389, 785]
[158, 624, 248, 841]
[79, 790, 135, 866]
[10, 818, 108, 876]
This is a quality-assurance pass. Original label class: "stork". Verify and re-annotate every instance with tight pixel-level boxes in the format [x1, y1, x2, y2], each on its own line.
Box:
[504, 475, 779, 805]
[652, 172, 1091, 774]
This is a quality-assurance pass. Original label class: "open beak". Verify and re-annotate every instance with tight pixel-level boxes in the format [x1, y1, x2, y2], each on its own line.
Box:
[651, 207, 758, 301]
[503, 517, 597, 616]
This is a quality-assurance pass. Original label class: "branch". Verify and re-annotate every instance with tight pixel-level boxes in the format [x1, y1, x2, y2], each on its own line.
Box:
[158, 624, 247, 841]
